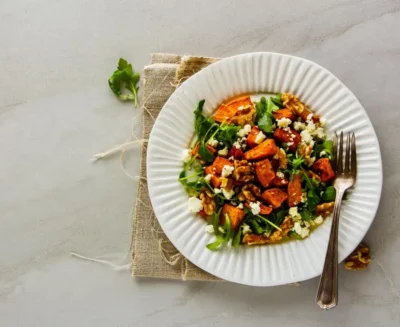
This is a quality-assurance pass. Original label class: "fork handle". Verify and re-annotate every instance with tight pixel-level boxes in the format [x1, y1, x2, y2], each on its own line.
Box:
[316, 189, 345, 310]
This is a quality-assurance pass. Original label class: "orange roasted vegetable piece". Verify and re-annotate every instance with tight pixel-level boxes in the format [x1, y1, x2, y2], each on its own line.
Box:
[287, 174, 303, 207]
[246, 126, 261, 148]
[298, 107, 320, 123]
[243, 139, 278, 161]
[312, 158, 335, 182]
[254, 159, 275, 187]
[273, 128, 301, 151]
[261, 188, 288, 208]
[192, 143, 217, 157]
[204, 166, 222, 188]
[244, 202, 273, 215]
[213, 96, 254, 123]
[273, 108, 296, 121]
[212, 156, 233, 174]
[271, 176, 289, 187]
[220, 204, 246, 232]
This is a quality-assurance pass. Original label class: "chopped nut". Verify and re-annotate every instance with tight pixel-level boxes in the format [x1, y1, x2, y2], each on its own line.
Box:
[281, 93, 306, 116]
[199, 190, 216, 215]
[277, 148, 288, 169]
[238, 183, 261, 202]
[243, 216, 294, 245]
[232, 160, 254, 184]
[315, 202, 335, 217]
[298, 143, 314, 167]
[230, 106, 256, 126]
[344, 243, 371, 271]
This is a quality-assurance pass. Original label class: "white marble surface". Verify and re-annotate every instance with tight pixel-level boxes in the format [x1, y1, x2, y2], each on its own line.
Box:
[1, 0, 399, 326]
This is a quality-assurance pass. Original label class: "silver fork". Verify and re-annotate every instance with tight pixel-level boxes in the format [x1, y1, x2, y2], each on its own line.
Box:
[315, 132, 357, 310]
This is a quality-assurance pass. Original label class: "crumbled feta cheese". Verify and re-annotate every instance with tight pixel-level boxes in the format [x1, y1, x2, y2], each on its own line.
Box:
[308, 157, 316, 166]
[255, 131, 266, 144]
[314, 216, 324, 225]
[181, 149, 192, 163]
[314, 127, 326, 139]
[289, 206, 298, 217]
[294, 121, 306, 131]
[300, 130, 313, 144]
[306, 113, 313, 121]
[277, 118, 292, 128]
[204, 174, 212, 182]
[276, 171, 285, 179]
[208, 138, 218, 147]
[238, 105, 245, 111]
[300, 226, 310, 238]
[187, 197, 203, 213]
[320, 118, 327, 127]
[241, 223, 251, 235]
[249, 201, 261, 215]
[287, 142, 294, 147]
[238, 203, 244, 209]
[221, 165, 234, 177]
[222, 188, 235, 199]
[230, 201, 238, 206]
[218, 147, 228, 156]
[263, 231, 271, 237]
[205, 225, 214, 234]
[228, 156, 234, 161]
[214, 188, 222, 194]
[293, 222, 310, 238]
[237, 124, 252, 137]
[320, 150, 326, 156]
[283, 127, 290, 132]
[233, 141, 241, 149]
[293, 222, 302, 235]
[304, 221, 311, 228]
[306, 120, 316, 133]
[218, 226, 226, 234]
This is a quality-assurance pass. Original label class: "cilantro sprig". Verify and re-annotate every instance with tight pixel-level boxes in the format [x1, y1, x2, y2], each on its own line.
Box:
[108, 58, 140, 108]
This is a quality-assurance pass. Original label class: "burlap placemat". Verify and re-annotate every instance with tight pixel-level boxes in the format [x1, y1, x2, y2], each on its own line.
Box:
[131, 53, 221, 281]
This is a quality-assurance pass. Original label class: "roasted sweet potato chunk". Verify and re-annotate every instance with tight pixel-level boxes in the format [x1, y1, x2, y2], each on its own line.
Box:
[312, 158, 335, 182]
[271, 176, 289, 187]
[213, 96, 254, 123]
[204, 165, 222, 188]
[261, 188, 288, 208]
[220, 203, 245, 232]
[243, 139, 278, 161]
[288, 174, 303, 207]
[244, 202, 273, 215]
[246, 126, 261, 148]
[254, 159, 275, 187]
[273, 108, 296, 121]
[298, 107, 320, 123]
[212, 156, 233, 174]
[273, 128, 301, 151]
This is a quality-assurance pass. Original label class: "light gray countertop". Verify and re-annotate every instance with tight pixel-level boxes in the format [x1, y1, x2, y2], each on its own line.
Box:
[1, 1, 399, 326]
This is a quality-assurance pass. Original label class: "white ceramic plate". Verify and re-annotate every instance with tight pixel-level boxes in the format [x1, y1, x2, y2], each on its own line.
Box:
[147, 52, 382, 286]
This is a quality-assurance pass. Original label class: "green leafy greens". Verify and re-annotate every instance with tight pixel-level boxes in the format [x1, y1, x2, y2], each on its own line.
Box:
[255, 96, 280, 133]
[108, 58, 140, 108]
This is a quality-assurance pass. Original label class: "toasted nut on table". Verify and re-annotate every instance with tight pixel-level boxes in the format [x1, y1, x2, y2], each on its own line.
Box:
[315, 201, 335, 217]
[344, 243, 371, 271]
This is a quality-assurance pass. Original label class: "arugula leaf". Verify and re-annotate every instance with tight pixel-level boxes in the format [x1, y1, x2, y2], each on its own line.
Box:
[232, 226, 242, 248]
[275, 210, 287, 226]
[255, 97, 279, 133]
[198, 143, 214, 162]
[314, 140, 334, 158]
[206, 212, 232, 251]
[286, 154, 305, 179]
[218, 124, 240, 146]
[301, 167, 322, 212]
[270, 93, 284, 108]
[300, 209, 313, 221]
[322, 186, 336, 202]
[194, 100, 214, 141]
[206, 235, 225, 251]
[248, 219, 265, 234]
[108, 58, 140, 108]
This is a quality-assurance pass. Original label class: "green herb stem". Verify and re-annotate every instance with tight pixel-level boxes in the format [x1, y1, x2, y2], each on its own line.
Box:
[257, 215, 282, 231]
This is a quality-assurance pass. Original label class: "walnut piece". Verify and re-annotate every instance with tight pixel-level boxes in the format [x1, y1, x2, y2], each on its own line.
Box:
[232, 160, 254, 184]
[242, 216, 294, 245]
[238, 183, 261, 202]
[221, 177, 234, 192]
[277, 148, 288, 169]
[230, 106, 256, 126]
[298, 143, 314, 167]
[315, 201, 335, 218]
[199, 190, 216, 215]
[344, 243, 371, 271]
[281, 93, 306, 116]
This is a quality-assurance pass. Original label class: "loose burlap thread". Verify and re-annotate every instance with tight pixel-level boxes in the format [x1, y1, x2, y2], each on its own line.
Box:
[131, 53, 221, 281]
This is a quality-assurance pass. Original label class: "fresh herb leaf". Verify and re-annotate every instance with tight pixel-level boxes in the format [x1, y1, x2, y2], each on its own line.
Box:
[108, 58, 140, 108]
[314, 140, 334, 158]
[275, 210, 287, 226]
[322, 186, 336, 202]
[257, 214, 282, 231]
[218, 124, 240, 146]
[270, 93, 284, 108]
[198, 143, 214, 162]
[254, 97, 279, 133]
[287, 154, 305, 179]
[300, 209, 313, 221]
[232, 226, 242, 247]
[206, 212, 232, 251]
[206, 235, 225, 251]
[223, 214, 233, 242]
[248, 219, 264, 234]
[194, 100, 214, 141]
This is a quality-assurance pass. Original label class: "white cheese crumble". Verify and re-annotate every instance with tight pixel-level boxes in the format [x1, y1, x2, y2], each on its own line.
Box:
[205, 225, 214, 234]
[293, 222, 310, 238]
[222, 188, 235, 199]
[228, 156, 234, 161]
[306, 113, 313, 121]
[218, 226, 226, 234]
[249, 201, 261, 215]
[255, 131, 266, 144]
[241, 223, 251, 235]
[320, 150, 326, 156]
[181, 149, 192, 163]
[300, 130, 314, 145]
[287, 142, 294, 147]
[237, 124, 252, 137]
[204, 174, 212, 182]
[233, 141, 241, 149]
[276, 171, 285, 178]
[314, 127, 326, 139]
[314, 216, 324, 225]
[289, 206, 302, 222]
[306, 120, 316, 133]
[277, 118, 292, 128]
[187, 197, 203, 213]
[221, 165, 234, 177]
[320, 118, 327, 127]
[208, 138, 218, 147]
[218, 147, 228, 156]
[293, 121, 306, 131]
[214, 188, 222, 194]
[238, 203, 244, 209]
